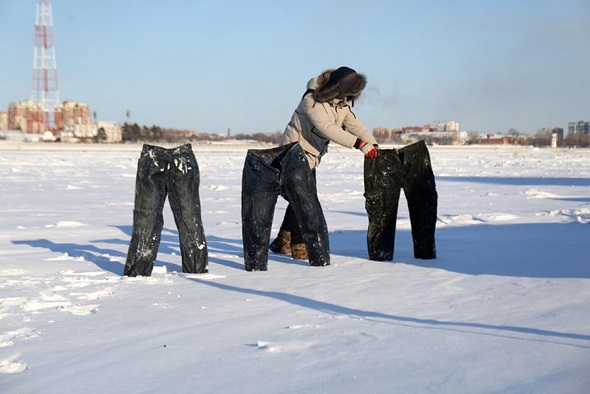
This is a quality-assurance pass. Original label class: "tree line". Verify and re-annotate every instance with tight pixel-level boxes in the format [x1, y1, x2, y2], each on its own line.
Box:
[121, 123, 282, 144]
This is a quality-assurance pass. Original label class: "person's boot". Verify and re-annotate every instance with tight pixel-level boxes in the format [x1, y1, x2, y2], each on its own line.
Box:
[291, 243, 308, 260]
[269, 230, 291, 254]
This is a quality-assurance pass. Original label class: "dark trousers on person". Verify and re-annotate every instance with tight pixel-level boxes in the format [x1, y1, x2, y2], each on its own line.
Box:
[364, 140, 437, 261]
[241, 142, 330, 271]
[125, 144, 208, 276]
[277, 169, 316, 245]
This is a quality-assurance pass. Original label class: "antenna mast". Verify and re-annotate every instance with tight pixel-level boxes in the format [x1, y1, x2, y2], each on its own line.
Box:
[31, 0, 60, 132]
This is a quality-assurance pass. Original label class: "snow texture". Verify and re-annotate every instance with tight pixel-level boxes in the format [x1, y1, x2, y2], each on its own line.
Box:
[0, 143, 589, 393]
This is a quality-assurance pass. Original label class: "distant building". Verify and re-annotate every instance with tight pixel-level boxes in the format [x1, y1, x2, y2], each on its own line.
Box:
[552, 127, 564, 140]
[8, 100, 45, 133]
[8, 100, 93, 134]
[437, 120, 460, 132]
[373, 121, 462, 145]
[56, 101, 92, 133]
[568, 121, 589, 135]
[479, 134, 512, 145]
[0, 111, 8, 130]
[96, 121, 122, 143]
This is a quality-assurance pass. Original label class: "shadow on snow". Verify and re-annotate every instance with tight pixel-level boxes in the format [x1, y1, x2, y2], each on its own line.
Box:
[439, 176, 590, 187]
[189, 278, 590, 348]
[11, 220, 589, 279]
[330, 221, 589, 279]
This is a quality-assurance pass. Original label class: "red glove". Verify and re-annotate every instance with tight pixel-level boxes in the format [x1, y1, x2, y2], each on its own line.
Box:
[357, 140, 378, 158]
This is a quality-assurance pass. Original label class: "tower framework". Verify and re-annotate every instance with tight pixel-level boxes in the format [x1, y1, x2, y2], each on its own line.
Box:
[31, 0, 60, 132]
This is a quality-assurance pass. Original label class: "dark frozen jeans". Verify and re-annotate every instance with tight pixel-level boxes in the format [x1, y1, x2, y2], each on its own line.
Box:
[241, 142, 330, 271]
[124, 144, 208, 276]
[364, 140, 437, 261]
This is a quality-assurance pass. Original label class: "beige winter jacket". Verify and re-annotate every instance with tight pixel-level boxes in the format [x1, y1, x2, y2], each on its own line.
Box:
[280, 72, 377, 169]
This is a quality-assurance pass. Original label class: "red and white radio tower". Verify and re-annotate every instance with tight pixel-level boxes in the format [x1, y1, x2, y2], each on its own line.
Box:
[31, 0, 60, 132]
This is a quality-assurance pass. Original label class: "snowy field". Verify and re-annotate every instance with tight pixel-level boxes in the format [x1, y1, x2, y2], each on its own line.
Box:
[1, 143, 589, 393]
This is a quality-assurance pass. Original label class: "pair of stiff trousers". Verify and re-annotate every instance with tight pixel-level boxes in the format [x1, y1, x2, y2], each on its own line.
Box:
[125, 144, 208, 276]
[364, 140, 437, 261]
[241, 142, 330, 271]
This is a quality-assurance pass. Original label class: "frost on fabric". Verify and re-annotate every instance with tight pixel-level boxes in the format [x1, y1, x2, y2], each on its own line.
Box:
[174, 157, 192, 175]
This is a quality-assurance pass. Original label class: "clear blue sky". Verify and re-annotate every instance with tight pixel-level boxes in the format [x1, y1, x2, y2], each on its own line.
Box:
[1, 0, 589, 134]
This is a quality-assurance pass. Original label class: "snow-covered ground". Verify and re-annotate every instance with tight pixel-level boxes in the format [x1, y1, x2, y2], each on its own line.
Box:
[1, 143, 589, 393]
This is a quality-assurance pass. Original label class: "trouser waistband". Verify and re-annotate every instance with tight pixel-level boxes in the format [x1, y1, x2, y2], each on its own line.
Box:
[141, 143, 193, 156]
[377, 140, 428, 156]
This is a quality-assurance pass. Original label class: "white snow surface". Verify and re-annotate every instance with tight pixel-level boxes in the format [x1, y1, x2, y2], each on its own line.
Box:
[1, 143, 589, 393]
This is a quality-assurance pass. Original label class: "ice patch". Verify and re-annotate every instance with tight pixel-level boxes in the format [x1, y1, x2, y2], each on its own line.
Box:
[252, 339, 314, 353]
[476, 213, 520, 222]
[152, 265, 168, 274]
[45, 253, 85, 261]
[0, 355, 28, 374]
[437, 214, 485, 225]
[255, 341, 273, 351]
[0, 297, 28, 307]
[182, 273, 226, 280]
[70, 288, 114, 300]
[543, 208, 590, 223]
[438, 213, 519, 225]
[524, 189, 561, 199]
[59, 270, 107, 276]
[24, 300, 72, 312]
[209, 185, 230, 191]
[39, 291, 69, 302]
[45, 221, 87, 228]
[60, 304, 100, 316]
[123, 276, 174, 285]
[0, 328, 38, 348]
[0, 269, 26, 276]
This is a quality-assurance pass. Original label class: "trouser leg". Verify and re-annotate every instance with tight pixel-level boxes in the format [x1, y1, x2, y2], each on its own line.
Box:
[241, 147, 281, 271]
[281, 145, 330, 266]
[124, 144, 168, 276]
[400, 141, 438, 259]
[364, 151, 402, 261]
[167, 145, 209, 273]
[280, 205, 300, 242]
[282, 168, 316, 246]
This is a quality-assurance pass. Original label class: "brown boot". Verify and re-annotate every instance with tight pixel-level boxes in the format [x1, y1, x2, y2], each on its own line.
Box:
[269, 230, 291, 254]
[291, 243, 308, 260]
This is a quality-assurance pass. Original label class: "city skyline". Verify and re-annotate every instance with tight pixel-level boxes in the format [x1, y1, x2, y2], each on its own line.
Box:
[1, 0, 589, 134]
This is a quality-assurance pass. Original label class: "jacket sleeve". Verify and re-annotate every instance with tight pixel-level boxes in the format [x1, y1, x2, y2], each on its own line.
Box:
[303, 96, 358, 149]
[342, 107, 378, 146]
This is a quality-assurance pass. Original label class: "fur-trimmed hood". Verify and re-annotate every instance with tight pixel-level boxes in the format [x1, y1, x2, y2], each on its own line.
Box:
[311, 67, 367, 103]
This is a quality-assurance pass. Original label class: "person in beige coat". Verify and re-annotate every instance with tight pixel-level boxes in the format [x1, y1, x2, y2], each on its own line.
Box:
[270, 66, 378, 260]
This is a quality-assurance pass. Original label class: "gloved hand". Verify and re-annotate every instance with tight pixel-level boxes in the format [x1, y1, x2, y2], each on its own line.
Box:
[356, 139, 378, 158]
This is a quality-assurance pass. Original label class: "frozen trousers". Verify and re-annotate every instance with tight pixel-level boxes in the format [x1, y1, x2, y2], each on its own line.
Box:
[241, 142, 330, 271]
[277, 169, 316, 245]
[124, 144, 208, 276]
[364, 140, 437, 261]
